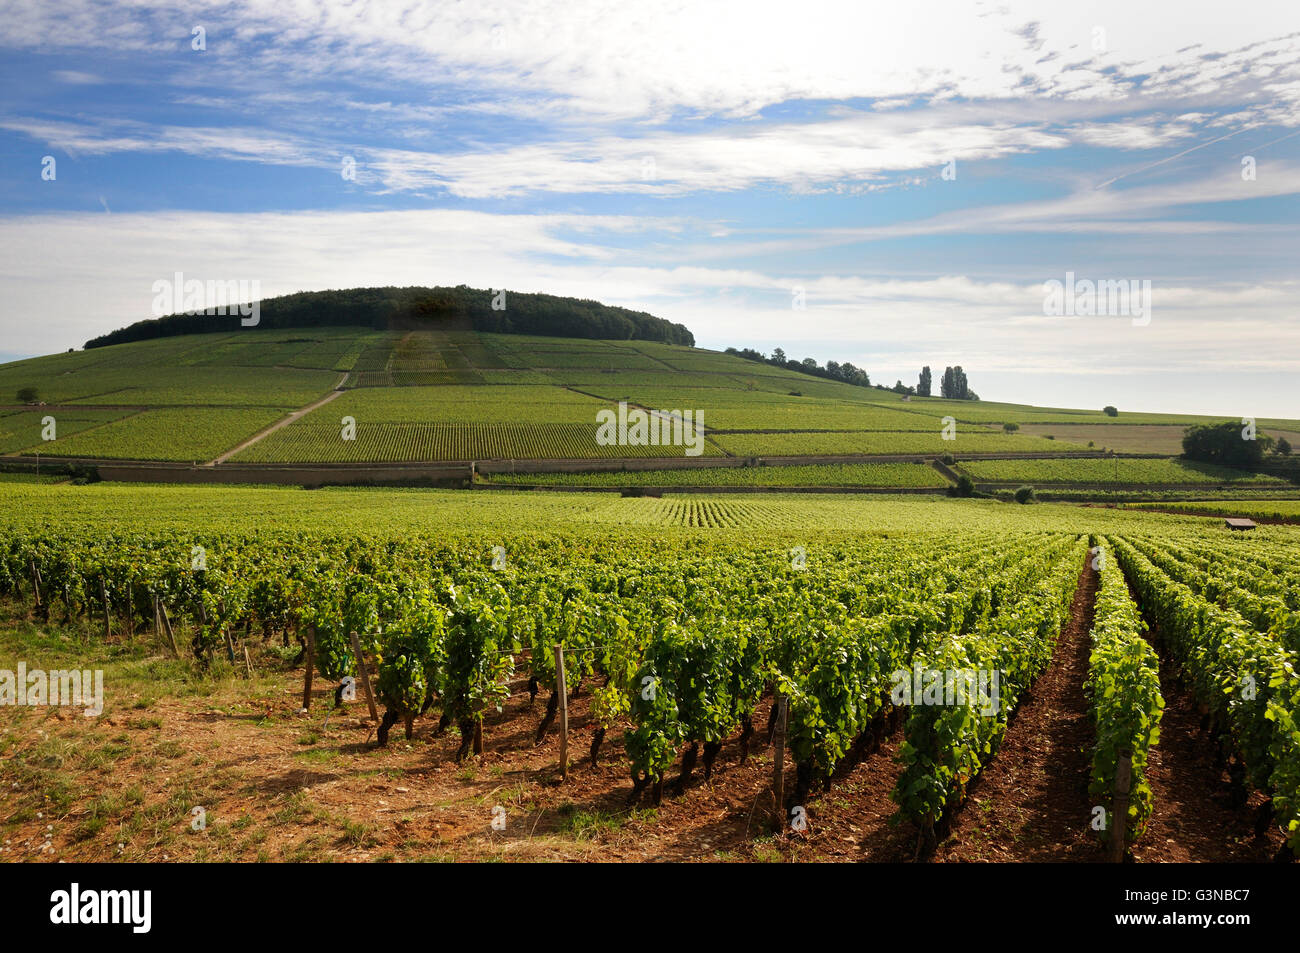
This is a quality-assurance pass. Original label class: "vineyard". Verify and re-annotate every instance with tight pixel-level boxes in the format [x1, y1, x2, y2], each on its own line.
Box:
[0, 482, 1296, 862]
[10, 325, 1296, 471]
[958, 457, 1286, 486]
[1134, 499, 1300, 521]
[35, 408, 289, 462]
[231, 422, 698, 462]
[485, 462, 950, 488]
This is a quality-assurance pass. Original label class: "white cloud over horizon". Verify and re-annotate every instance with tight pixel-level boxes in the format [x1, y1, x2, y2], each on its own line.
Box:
[1, 1, 1297, 419]
[2, 206, 1297, 416]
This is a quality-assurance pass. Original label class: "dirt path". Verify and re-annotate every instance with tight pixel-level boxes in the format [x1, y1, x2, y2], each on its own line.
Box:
[1128, 626, 1285, 862]
[938, 553, 1099, 862]
[207, 373, 348, 465]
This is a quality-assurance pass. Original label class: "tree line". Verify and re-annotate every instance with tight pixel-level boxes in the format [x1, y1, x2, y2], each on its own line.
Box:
[726, 348, 982, 401]
[84, 286, 695, 349]
[1182, 421, 1291, 465]
[724, 347, 873, 388]
[907, 365, 977, 399]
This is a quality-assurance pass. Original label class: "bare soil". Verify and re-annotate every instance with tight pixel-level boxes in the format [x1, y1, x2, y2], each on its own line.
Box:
[0, 583, 1289, 863]
[938, 554, 1100, 862]
[1128, 625, 1284, 862]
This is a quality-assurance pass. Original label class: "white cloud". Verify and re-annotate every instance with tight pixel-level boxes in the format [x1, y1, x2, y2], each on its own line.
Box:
[1, 209, 1296, 402]
[0, 117, 319, 167]
[51, 69, 103, 84]
[5, 1, 1300, 121]
[366, 113, 1072, 198]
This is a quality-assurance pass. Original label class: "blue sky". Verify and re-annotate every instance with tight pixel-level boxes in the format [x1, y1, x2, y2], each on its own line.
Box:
[1, 1, 1298, 416]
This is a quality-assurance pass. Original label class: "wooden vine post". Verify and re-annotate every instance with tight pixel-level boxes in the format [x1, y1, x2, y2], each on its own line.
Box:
[158, 598, 181, 659]
[553, 643, 569, 782]
[1109, 749, 1133, 863]
[772, 694, 788, 831]
[347, 630, 379, 723]
[30, 559, 42, 611]
[301, 626, 316, 711]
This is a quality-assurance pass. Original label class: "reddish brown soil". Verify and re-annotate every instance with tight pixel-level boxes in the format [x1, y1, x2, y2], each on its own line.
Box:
[938, 554, 1100, 862]
[1128, 630, 1284, 862]
[1, 577, 1291, 863]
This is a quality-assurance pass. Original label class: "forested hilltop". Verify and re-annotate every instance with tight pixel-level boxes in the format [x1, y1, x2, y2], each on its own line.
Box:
[84, 285, 695, 349]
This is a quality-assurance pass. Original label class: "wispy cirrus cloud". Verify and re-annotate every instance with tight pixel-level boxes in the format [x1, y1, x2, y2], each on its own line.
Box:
[6, 1, 1300, 120]
[1, 1, 1298, 417]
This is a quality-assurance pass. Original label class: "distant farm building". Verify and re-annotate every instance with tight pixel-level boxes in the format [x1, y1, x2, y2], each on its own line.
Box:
[1224, 518, 1257, 531]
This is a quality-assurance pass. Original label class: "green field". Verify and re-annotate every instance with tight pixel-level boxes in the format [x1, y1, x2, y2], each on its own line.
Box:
[0, 471, 63, 484]
[0, 336, 341, 406]
[485, 462, 950, 488]
[32, 407, 288, 462]
[959, 457, 1286, 486]
[233, 422, 712, 462]
[560, 386, 950, 431]
[2, 479, 1299, 865]
[4, 324, 1297, 468]
[313, 385, 615, 424]
[1132, 499, 1300, 520]
[0, 408, 135, 453]
[1, 480, 1291, 538]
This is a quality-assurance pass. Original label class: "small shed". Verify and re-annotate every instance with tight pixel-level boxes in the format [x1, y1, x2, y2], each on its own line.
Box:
[1224, 518, 1257, 531]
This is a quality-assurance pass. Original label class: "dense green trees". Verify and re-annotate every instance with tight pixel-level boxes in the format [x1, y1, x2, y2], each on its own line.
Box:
[939, 366, 977, 400]
[1181, 421, 1272, 466]
[724, 347, 872, 388]
[85, 286, 694, 349]
[917, 366, 931, 397]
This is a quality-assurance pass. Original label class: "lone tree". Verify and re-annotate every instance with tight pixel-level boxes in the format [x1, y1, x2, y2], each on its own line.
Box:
[1277, 437, 1292, 456]
[1103, 405, 1118, 417]
[917, 365, 932, 397]
[16, 387, 38, 403]
[1182, 421, 1272, 467]
[948, 474, 976, 497]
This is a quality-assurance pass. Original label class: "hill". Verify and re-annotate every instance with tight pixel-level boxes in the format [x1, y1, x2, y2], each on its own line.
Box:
[83, 285, 694, 350]
[0, 322, 1297, 494]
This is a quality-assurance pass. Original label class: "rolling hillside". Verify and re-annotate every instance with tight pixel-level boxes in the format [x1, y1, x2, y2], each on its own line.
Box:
[1, 310, 1297, 492]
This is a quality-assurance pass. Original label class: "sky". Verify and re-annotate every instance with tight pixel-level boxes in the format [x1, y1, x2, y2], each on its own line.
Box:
[0, 0, 1298, 417]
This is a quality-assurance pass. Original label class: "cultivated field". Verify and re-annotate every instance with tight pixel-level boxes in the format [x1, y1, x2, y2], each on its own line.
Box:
[958, 458, 1286, 486]
[8, 327, 1292, 469]
[485, 462, 951, 488]
[1, 483, 1297, 863]
[1132, 499, 1300, 521]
